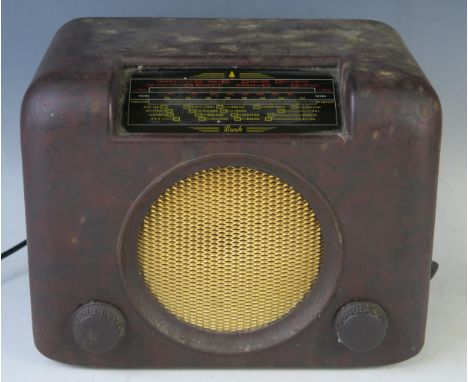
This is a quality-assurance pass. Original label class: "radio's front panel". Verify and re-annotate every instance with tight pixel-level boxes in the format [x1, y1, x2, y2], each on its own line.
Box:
[21, 18, 441, 368]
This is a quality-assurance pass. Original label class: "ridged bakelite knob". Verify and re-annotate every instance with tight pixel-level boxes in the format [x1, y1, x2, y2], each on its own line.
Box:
[71, 302, 126, 354]
[335, 301, 388, 352]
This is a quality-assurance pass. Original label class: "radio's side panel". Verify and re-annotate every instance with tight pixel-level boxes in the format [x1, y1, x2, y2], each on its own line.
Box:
[335, 73, 442, 361]
[20, 73, 120, 361]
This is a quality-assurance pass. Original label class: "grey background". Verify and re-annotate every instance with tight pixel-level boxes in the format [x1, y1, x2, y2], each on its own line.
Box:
[2, 0, 466, 381]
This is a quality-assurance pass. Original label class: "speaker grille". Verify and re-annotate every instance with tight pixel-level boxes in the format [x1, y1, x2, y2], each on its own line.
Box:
[137, 166, 323, 333]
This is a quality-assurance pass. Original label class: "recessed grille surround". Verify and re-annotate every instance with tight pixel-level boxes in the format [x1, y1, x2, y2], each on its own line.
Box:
[137, 166, 323, 333]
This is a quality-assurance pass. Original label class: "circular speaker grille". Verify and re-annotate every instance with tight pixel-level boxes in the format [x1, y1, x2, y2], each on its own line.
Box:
[137, 166, 323, 333]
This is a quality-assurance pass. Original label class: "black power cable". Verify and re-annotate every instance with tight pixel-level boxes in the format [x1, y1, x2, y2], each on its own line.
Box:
[1, 240, 27, 260]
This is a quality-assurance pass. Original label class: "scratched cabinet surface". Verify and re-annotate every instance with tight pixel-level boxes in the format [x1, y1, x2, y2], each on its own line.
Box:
[21, 18, 441, 367]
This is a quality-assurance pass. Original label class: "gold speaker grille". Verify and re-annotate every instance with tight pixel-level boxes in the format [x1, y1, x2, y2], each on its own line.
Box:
[137, 166, 323, 333]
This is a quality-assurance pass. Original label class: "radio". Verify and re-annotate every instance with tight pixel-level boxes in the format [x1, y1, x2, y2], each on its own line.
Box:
[21, 18, 441, 367]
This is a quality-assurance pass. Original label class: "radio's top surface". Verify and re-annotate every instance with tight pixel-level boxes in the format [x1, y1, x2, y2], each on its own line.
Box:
[36, 18, 424, 81]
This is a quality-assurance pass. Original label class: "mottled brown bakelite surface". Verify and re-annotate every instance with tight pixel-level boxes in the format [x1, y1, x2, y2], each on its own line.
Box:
[21, 18, 441, 367]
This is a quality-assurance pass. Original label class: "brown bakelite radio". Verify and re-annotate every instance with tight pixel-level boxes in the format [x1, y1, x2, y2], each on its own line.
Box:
[21, 18, 441, 367]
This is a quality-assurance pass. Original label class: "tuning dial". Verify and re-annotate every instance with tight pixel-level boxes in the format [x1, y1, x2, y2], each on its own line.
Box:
[71, 301, 126, 354]
[335, 301, 388, 352]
